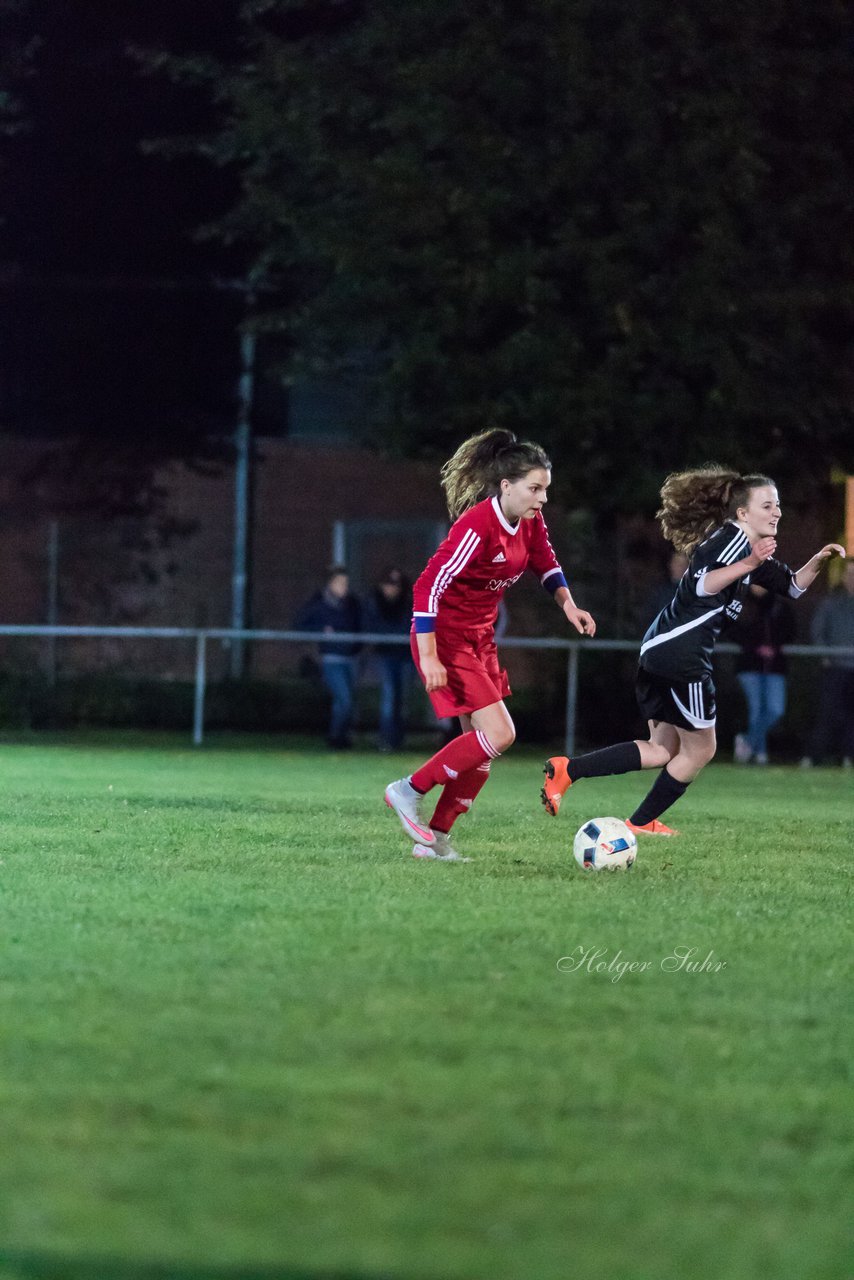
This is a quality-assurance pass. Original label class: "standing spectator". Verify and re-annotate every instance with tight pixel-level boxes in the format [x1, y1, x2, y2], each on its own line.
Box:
[363, 567, 412, 752]
[801, 558, 854, 768]
[296, 566, 361, 749]
[733, 585, 796, 765]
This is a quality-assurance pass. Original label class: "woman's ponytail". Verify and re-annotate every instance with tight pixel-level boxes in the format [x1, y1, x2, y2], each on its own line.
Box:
[441, 428, 551, 519]
[657, 465, 776, 553]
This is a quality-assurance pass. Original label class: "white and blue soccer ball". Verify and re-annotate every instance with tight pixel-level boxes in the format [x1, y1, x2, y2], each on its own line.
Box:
[573, 817, 637, 871]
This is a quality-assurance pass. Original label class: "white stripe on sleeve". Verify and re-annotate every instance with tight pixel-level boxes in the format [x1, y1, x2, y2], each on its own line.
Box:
[719, 532, 750, 564]
[427, 529, 481, 614]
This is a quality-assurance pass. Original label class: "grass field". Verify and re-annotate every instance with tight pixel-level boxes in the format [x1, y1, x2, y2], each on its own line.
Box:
[0, 735, 851, 1280]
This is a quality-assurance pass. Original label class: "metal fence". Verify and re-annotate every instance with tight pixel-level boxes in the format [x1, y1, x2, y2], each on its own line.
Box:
[0, 625, 851, 752]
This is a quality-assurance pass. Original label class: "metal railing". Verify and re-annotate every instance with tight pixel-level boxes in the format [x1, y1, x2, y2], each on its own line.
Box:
[0, 625, 850, 751]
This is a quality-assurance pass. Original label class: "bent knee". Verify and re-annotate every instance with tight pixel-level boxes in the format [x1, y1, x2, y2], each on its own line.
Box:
[688, 735, 717, 766]
[640, 740, 675, 768]
[492, 726, 516, 753]
[481, 720, 515, 753]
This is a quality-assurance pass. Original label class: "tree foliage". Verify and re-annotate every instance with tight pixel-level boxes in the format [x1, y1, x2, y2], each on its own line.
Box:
[159, 1, 854, 504]
[0, 0, 36, 134]
[2, 2, 246, 517]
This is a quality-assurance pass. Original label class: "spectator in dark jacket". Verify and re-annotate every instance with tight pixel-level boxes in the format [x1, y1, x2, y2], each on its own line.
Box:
[363, 567, 412, 751]
[733, 584, 796, 765]
[296, 566, 361, 749]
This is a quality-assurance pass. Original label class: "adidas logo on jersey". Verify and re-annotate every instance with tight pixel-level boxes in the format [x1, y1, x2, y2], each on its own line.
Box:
[492, 552, 507, 562]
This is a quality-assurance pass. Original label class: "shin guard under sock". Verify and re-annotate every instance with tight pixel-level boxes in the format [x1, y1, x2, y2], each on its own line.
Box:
[629, 768, 689, 826]
[430, 763, 491, 834]
[569, 741, 642, 780]
[410, 730, 500, 794]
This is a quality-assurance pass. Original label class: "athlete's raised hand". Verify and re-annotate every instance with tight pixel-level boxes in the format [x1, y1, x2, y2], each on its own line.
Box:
[793, 543, 847, 591]
[812, 543, 846, 563]
[564, 604, 596, 637]
[746, 536, 776, 568]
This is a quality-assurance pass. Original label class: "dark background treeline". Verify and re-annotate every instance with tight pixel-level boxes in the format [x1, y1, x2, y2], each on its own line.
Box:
[1, 0, 852, 514]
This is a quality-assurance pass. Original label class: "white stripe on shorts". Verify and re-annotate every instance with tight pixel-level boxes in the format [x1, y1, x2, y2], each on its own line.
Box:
[672, 685, 716, 729]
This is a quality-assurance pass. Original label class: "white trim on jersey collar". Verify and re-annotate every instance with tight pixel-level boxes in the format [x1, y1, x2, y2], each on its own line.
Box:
[491, 495, 521, 536]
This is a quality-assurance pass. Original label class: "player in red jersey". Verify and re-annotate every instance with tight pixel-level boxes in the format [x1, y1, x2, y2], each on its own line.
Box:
[384, 428, 596, 860]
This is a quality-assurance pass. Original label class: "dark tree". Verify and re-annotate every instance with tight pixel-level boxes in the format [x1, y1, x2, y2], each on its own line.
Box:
[180, 0, 854, 508]
[0, 0, 34, 133]
[0, 0, 245, 517]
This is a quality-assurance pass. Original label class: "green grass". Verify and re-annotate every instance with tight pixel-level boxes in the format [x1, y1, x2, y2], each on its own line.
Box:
[0, 737, 851, 1280]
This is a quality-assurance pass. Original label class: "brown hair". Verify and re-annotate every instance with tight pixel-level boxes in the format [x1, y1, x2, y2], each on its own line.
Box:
[657, 465, 776, 554]
[440, 428, 552, 520]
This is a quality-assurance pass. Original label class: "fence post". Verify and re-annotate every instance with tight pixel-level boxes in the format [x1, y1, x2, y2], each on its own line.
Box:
[46, 519, 60, 687]
[564, 645, 578, 757]
[193, 633, 207, 746]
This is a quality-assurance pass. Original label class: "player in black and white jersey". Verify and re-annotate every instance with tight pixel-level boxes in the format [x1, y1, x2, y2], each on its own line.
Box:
[639, 521, 800, 688]
[541, 466, 845, 835]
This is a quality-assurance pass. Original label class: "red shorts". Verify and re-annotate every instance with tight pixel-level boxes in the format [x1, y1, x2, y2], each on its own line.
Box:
[410, 626, 511, 719]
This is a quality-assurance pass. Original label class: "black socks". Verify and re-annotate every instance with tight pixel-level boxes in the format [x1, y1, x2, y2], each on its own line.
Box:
[570, 741, 643, 780]
[629, 768, 689, 826]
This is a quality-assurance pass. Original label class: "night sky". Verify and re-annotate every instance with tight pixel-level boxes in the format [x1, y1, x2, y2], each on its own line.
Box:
[2, 1, 251, 441]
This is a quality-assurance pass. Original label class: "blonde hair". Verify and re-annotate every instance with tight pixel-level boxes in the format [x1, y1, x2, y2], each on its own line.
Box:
[657, 464, 776, 554]
[440, 428, 551, 520]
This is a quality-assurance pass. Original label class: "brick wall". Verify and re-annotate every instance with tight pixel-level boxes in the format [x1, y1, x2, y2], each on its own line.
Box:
[0, 436, 839, 687]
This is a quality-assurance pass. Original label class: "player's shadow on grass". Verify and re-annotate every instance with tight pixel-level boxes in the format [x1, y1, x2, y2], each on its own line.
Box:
[0, 1252, 398, 1280]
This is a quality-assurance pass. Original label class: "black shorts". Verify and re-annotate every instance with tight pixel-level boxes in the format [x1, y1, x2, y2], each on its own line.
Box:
[636, 666, 717, 732]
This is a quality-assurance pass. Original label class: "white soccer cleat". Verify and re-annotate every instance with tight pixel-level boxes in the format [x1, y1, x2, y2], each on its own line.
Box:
[384, 778, 435, 845]
[412, 831, 471, 862]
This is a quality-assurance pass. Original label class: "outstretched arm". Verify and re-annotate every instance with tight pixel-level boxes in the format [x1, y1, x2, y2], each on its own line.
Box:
[793, 544, 846, 592]
[554, 586, 596, 637]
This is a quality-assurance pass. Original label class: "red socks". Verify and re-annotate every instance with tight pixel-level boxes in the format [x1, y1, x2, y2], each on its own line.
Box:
[429, 762, 492, 834]
[410, 730, 500, 793]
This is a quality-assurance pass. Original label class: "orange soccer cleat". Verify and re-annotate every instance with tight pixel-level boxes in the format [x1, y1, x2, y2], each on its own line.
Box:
[541, 756, 574, 816]
[625, 818, 680, 836]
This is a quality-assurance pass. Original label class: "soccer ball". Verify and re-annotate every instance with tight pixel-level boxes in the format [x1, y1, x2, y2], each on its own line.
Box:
[573, 817, 637, 872]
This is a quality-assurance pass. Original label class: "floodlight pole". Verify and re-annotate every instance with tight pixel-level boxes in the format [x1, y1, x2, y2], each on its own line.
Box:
[229, 297, 257, 680]
[46, 518, 59, 686]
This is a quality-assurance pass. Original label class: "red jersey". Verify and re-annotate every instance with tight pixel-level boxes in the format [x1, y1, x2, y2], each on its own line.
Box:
[412, 496, 567, 633]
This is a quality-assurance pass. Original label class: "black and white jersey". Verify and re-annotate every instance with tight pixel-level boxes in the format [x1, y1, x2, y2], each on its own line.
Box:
[640, 522, 804, 681]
